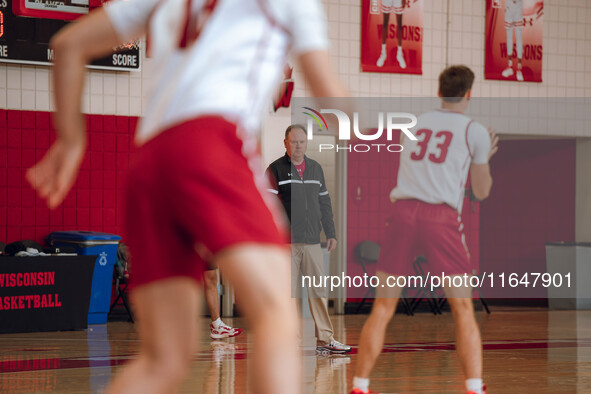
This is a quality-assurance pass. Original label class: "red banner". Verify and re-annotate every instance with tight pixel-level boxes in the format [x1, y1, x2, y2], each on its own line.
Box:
[485, 0, 544, 83]
[361, 0, 423, 74]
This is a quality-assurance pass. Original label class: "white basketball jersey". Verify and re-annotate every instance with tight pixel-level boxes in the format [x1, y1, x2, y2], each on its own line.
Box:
[104, 0, 328, 145]
[390, 109, 490, 212]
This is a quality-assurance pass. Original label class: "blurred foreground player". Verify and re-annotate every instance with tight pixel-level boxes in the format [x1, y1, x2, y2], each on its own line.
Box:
[351, 65, 498, 394]
[26, 0, 347, 393]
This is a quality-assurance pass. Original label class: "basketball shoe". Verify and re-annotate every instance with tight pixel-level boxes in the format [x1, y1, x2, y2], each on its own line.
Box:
[501, 66, 514, 78]
[210, 321, 243, 339]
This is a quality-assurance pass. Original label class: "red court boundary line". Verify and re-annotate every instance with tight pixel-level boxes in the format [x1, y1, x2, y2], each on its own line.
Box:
[2, 339, 591, 373]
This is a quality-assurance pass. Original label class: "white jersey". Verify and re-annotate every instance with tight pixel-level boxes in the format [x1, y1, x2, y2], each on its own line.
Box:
[105, 0, 328, 145]
[390, 109, 491, 212]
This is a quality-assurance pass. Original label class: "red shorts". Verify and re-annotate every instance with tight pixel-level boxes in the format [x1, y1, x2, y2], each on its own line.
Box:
[377, 199, 471, 276]
[124, 116, 287, 288]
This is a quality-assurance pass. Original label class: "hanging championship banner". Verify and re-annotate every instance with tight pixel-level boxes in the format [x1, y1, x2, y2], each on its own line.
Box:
[361, 0, 423, 75]
[485, 0, 544, 82]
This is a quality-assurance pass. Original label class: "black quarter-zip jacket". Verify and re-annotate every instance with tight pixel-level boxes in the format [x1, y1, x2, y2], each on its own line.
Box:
[266, 154, 336, 244]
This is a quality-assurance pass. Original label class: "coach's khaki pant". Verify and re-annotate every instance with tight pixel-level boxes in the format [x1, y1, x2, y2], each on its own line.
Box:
[291, 243, 334, 344]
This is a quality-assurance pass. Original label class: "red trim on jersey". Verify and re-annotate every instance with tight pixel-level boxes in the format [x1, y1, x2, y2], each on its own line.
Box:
[256, 0, 290, 35]
[179, 0, 218, 49]
[178, 0, 193, 48]
[464, 120, 474, 159]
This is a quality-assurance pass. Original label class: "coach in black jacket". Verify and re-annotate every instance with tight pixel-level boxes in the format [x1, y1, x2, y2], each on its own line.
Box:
[266, 124, 351, 354]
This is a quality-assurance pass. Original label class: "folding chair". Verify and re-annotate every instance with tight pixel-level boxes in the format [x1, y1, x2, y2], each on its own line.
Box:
[109, 243, 134, 322]
[404, 256, 444, 315]
[109, 269, 133, 322]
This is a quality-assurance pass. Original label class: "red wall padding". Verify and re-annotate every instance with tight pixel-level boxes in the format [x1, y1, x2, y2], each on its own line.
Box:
[0, 109, 138, 245]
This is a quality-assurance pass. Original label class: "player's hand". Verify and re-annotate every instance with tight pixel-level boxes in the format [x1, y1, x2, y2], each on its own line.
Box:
[26, 137, 86, 209]
[488, 128, 499, 160]
[326, 238, 337, 252]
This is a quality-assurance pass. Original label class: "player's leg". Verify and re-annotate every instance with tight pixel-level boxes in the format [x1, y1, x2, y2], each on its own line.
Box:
[107, 130, 206, 393]
[164, 117, 300, 392]
[515, 27, 524, 81]
[216, 245, 300, 394]
[423, 204, 484, 394]
[377, 1, 391, 67]
[444, 283, 484, 394]
[205, 269, 243, 339]
[395, 12, 406, 69]
[502, 27, 515, 77]
[107, 278, 201, 394]
[353, 200, 419, 393]
[382, 12, 390, 45]
[353, 272, 402, 393]
[204, 269, 220, 321]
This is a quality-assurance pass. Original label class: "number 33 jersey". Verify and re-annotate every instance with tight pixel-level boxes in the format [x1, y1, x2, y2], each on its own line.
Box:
[390, 109, 491, 213]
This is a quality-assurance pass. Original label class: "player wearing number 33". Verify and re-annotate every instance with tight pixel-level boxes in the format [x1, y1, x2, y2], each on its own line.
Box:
[351, 65, 499, 394]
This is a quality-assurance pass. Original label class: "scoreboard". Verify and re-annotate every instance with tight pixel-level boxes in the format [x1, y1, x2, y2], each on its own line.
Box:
[0, 0, 140, 71]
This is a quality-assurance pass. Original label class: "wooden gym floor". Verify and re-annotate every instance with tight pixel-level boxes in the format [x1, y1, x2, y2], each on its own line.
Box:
[1, 308, 590, 393]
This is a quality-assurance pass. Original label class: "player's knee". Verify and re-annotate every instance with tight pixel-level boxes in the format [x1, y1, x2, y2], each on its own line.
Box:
[149, 349, 193, 384]
[144, 337, 195, 378]
[371, 299, 397, 321]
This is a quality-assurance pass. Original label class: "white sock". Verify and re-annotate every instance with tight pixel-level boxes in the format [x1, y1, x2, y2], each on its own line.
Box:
[353, 376, 369, 392]
[381, 43, 386, 52]
[212, 317, 223, 329]
[466, 378, 483, 393]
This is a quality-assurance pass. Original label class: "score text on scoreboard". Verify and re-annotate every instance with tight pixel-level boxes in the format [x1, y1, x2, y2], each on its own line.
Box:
[0, 0, 140, 71]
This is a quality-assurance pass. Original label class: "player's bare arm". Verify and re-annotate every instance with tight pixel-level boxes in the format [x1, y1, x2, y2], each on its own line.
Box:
[298, 50, 351, 135]
[26, 9, 136, 209]
[298, 50, 348, 97]
[470, 130, 498, 201]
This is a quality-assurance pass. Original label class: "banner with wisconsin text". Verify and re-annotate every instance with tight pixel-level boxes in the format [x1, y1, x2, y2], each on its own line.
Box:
[361, 0, 423, 75]
[485, 0, 544, 83]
